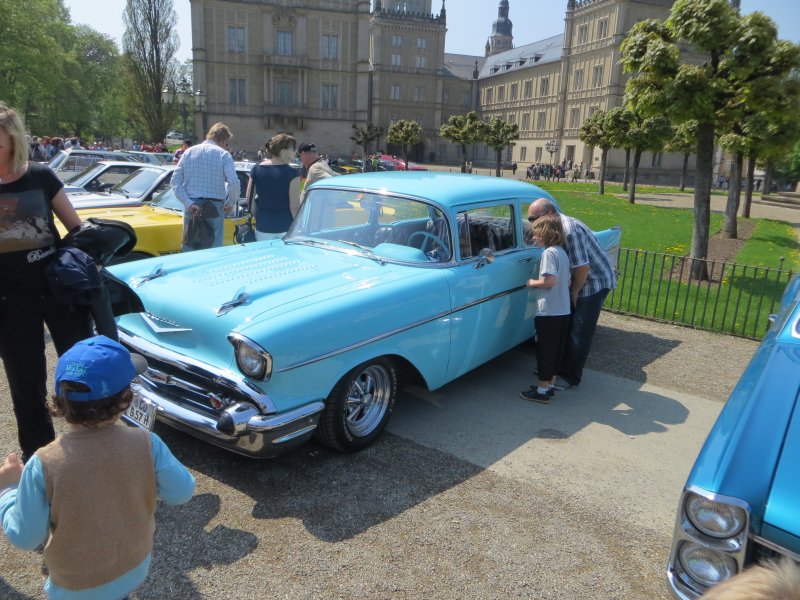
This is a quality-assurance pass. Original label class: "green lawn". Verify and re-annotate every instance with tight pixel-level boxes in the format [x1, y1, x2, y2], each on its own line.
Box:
[531, 180, 737, 197]
[520, 185, 798, 338]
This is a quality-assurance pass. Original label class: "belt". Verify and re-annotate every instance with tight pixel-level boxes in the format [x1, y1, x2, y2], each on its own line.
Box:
[193, 197, 225, 202]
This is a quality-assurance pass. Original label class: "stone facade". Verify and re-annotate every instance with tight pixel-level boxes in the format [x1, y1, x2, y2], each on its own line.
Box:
[190, 0, 690, 181]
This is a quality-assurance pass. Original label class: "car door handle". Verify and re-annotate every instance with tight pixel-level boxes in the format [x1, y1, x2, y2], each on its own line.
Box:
[518, 256, 532, 263]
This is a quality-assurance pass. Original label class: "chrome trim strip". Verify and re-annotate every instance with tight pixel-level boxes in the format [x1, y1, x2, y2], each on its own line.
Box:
[751, 534, 800, 564]
[277, 283, 528, 372]
[141, 313, 192, 333]
[118, 328, 277, 414]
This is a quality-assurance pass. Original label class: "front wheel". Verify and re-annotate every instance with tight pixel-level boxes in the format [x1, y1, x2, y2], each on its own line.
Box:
[315, 358, 397, 452]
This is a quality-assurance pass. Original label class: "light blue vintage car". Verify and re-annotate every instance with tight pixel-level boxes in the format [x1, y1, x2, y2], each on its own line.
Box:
[667, 274, 800, 598]
[109, 172, 621, 457]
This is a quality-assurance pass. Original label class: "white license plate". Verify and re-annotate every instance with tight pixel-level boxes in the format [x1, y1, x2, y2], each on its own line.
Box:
[123, 393, 157, 431]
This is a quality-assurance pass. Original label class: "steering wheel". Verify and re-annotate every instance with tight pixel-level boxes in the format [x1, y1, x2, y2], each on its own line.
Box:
[407, 230, 449, 259]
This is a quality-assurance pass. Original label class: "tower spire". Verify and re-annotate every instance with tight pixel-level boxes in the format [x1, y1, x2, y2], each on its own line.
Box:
[487, 0, 513, 56]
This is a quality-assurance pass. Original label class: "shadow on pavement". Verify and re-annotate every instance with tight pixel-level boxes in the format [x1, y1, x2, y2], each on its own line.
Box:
[0, 579, 34, 600]
[586, 324, 682, 383]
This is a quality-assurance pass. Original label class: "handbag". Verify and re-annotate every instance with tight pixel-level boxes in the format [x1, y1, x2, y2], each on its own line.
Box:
[234, 217, 256, 244]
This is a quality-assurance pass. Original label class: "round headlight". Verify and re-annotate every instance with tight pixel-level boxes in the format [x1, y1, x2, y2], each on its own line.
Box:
[685, 493, 746, 538]
[678, 542, 737, 588]
[232, 338, 271, 380]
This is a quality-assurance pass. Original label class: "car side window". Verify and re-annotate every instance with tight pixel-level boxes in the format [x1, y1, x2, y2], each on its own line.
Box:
[456, 205, 516, 259]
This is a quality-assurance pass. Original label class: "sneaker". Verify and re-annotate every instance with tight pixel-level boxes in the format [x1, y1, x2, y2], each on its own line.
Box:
[520, 388, 550, 403]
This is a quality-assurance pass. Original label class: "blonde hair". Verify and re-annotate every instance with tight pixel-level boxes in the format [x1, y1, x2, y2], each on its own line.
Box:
[266, 133, 296, 157]
[532, 213, 565, 248]
[0, 102, 30, 172]
[700, 560, 800, 600]
[206, 122, 233, 145]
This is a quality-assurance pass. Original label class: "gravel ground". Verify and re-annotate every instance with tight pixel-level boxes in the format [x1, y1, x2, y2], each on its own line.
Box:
[0, 313, 758, 599]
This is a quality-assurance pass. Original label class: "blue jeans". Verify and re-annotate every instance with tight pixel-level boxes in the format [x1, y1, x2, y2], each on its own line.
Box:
[559, 288, 610, 386]
[182, 199, 225, 252]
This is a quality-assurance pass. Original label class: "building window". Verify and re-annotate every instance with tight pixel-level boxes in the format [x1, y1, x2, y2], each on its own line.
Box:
[520, 146, 527, 161]
[277, 31, 293, 56]
[390, 84, 401, 100]
[522, 113, 530, 130]
[414, 86, 425, 102]
[535, 146, 543, 161]
[577, 24, 588, 45]
[497, 86, 505, 102]
[228, 26, 245, 53]
[592, 65, 604, 87]
[536, 111, 546, 130]
[486, 88, 494, 103]
[598, 19, 609, 40]
[322, 84, 338, 109]
[569, 107, 580, 129]
[573, 69, 584, 91]
[417, 37, 427, 49]
[391, 54, 401, 66]
[507, 112, 516, 125]
[588, 105, 599, 117]
[392, 34, 403, 46]
[651, 152, 663, 168]
[389, 115, 398, 123]
[416, 55, 427, 68]
[322, 34, 339, 59]
[539, 77, 549, 97]
[229, 78, 246, 105]
[415, 115, 423, 125]
[524, 80, 532, 99]
[276, 81, 293, 106]
[461, 91, 470, 106]
[510, 83, 518, 100]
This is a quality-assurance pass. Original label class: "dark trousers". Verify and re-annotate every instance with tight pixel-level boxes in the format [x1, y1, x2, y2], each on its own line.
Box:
[534, 314, 571, 382]
[0, 291, 93, 459]
[559, 288, 610, 386]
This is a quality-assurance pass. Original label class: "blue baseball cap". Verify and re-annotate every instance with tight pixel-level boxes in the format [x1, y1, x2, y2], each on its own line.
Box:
[54, 335, 148, 402]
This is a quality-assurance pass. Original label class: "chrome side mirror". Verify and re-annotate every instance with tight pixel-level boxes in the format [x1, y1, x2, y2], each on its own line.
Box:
[475, 248, 495, 268]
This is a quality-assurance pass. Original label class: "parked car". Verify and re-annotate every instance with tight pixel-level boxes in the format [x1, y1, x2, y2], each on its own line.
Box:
[164, 131, 187, 146]
[62, 160, 146, 194]
[666, 274, 800, 598]
[58, 165, 252, 260]
[67, 165, 175, 210]
[48, 148, 140, 181]
[108, 172, 621, 458]
[379, 154, 427, 171]
[120, 150, 174, 165]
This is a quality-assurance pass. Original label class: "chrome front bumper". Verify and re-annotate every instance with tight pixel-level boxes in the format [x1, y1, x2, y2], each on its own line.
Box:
[119, 329, 324, 458]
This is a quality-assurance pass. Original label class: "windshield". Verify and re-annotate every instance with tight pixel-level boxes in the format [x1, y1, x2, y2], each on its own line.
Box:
[48, 151, 67, 170]
[63, 162, 104, 185]
[150, 186, 184, 212]
[286, 188, 452, 263]
[110, 167, 165, 198]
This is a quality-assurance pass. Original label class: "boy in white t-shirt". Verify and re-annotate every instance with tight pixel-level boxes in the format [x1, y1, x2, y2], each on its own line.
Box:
[521, 214, 572, 403]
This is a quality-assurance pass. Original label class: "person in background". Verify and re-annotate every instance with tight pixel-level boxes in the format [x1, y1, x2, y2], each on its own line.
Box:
[526, 197, 616, 390]
[171, 122, 239, 251]
[246, 133, 300, 240]
[0, 335, 195, 600]
[0, 102, 94, 462]
[520, 214, 571, 403]
[298, 142, 336, 201]
[172, 139, 191, 164]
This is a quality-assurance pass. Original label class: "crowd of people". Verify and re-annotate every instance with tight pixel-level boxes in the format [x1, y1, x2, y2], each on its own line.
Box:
[525, 159, 591, 183]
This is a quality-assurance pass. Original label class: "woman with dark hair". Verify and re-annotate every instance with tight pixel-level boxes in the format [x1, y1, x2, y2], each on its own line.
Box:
[0, 102, 93, 461]
[245, 133, 301, 240]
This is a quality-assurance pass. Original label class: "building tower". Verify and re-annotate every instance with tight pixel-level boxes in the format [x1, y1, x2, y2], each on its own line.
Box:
[486, 0, 513, 57]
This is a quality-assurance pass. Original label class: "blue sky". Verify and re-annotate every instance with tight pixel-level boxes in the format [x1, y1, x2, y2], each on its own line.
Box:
[64, 0, 799, 63]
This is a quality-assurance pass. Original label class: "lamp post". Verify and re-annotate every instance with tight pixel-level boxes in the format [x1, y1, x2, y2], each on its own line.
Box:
[545, 138, 560, 166]
[194, 89, 207, 138]
[161, 76, 194, 139]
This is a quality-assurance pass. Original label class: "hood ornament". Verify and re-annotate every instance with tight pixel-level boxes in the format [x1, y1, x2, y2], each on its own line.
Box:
[132, 263, 166, 288]
[217, 287, 249, 317]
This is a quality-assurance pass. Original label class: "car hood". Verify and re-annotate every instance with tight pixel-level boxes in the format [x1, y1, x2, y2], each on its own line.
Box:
[112, 242, 441, 368]
[70, 191, 143, 209]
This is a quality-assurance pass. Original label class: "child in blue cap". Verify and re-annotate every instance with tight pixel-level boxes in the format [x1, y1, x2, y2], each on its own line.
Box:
[0, 335, 195, 599]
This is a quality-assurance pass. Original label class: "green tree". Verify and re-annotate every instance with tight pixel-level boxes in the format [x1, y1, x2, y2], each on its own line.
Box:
[603, 106, 636, 191]
[579, 110, 613, 195]
[350, 123, 383, 172]
[439, 111, 488, 173]
[122, 0, 180, 143]
[482, 117, 519, 177]
[624, 113, 671, 204]
[386, 119, 422, 170]
[621, 0, 764, 279]
[665, 121, 698, 192]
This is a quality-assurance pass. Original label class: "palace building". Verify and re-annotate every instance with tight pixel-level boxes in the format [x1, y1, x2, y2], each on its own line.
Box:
[190, 0, 688, 181]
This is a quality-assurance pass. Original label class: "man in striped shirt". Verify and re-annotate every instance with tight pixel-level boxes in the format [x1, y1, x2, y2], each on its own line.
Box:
[171, 123, 240, 251]
[527, 198, 617, 389]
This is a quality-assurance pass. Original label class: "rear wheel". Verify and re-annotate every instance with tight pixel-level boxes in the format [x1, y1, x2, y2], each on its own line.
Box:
[315, 358, 397, 452]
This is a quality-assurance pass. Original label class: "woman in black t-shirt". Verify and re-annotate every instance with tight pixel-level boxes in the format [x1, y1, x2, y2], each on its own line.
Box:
[0, 102, 93, 461]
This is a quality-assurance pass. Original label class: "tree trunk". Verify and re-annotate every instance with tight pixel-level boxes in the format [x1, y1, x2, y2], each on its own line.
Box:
[742, 153, 756, 218]
[402, 147, 409, 170]
[680, 153, 689, 192]
[690, 122, 714, 281]
[460, 144, 467, 173]
[762, 161, 773, 197]
[495, 150, 502, 177]
[628, 148, 642, 204]
[622, 148, 631, 192]
[723, 152, 743, 238]
[599, 147, 608, 195]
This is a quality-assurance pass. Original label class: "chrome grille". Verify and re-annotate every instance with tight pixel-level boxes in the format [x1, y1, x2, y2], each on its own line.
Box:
[750, 537, 800, 568]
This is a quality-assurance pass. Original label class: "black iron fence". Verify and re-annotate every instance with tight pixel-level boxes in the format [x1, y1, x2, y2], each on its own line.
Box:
[605, 248, 794, 340]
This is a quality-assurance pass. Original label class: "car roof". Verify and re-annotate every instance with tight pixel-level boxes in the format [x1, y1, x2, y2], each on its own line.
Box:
[311, 172, 552, 208]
